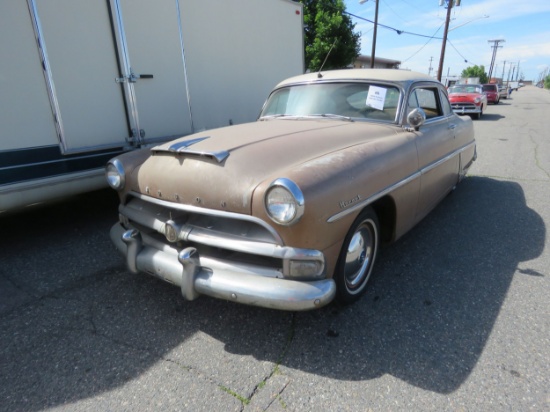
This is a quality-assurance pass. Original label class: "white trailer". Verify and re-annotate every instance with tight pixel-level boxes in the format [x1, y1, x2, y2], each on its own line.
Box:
[0, 0, 304, 212]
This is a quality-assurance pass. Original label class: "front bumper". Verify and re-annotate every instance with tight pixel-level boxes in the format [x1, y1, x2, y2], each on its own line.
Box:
[451, 104, 482, 115]
[110, 222, 336, 311]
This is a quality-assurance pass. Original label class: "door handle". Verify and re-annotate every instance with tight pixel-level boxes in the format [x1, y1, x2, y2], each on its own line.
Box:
[115, 73, 154, 83]
[448, 123, 456, 130]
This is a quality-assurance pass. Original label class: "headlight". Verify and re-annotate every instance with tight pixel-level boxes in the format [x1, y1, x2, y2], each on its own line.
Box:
[106, 159, 125, 191]
[474, 97, 481, 104]
[265, 178, 304, 225]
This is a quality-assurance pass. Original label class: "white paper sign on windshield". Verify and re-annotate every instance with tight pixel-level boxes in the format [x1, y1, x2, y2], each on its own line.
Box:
[366, 86, 387, 111]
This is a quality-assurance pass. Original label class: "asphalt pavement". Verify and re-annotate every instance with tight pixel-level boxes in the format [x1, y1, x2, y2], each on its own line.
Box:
[1, 86, 549, 411]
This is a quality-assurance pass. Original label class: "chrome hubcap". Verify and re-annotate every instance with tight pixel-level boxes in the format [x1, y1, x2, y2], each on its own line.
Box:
[344, 221, 375, 291]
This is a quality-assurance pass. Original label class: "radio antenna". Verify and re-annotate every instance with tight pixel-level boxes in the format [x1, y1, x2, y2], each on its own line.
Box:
[317, 39, 338, 78]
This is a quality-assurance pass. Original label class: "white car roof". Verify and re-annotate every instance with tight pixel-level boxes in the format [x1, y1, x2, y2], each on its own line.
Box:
[275, 69, 436, 88]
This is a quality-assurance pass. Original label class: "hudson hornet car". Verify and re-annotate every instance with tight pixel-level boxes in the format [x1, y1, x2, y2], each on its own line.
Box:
[106, 69, 476, 311]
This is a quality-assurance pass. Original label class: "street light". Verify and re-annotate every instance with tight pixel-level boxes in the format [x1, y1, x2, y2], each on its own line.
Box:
[448, 15, 489, 31]
[359, 0, 379, 68]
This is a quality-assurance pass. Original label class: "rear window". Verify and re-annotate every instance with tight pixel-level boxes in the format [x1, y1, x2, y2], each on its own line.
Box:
[482, 85, 497, 92]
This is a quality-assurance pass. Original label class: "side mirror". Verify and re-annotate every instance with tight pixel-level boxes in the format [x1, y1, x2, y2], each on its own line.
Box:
[407, 108, 426, 131]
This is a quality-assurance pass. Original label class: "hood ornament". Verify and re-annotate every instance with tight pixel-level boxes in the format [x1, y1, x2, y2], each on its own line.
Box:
[151, 136, 230, 163]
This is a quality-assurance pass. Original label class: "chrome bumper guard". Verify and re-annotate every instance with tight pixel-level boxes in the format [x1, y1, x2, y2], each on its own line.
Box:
[111, 223, 336, 311]
[453, 106, 481, 114]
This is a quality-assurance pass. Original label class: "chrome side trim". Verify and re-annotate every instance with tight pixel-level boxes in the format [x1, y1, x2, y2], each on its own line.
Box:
[327, 140, 476, 223]
[128, 192, 283, 244]
[327, 170, 421, 223]
[421, 141, 474, 175]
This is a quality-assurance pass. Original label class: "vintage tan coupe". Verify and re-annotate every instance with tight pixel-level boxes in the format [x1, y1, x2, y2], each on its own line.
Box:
[106, 69, 476, 311]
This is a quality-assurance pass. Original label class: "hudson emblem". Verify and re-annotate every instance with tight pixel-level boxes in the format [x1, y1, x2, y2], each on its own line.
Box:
[339, 194, 361, 209]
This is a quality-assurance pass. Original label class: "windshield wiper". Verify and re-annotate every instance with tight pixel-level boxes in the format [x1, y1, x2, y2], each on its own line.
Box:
[259, 114, 292, 120]
[260, 113, 354, 122]
[310, 113, 354, 122]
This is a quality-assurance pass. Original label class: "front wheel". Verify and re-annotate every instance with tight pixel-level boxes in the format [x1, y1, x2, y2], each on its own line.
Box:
[334, 208, 380, 304]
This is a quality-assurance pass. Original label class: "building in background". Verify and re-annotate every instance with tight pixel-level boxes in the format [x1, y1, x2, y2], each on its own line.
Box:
[352, 55, 401, 69]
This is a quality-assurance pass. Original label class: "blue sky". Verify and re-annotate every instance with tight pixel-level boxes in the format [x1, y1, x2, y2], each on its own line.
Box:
[343, 0, 550, 82]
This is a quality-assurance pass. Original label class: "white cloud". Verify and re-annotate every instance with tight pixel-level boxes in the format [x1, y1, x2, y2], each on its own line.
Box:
[452, 0, 550, 24]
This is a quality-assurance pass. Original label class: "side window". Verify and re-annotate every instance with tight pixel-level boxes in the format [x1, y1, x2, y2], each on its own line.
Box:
[408, 87, 443, 119]
[439, 89, 453, 116]
[408, 91, 419, 109]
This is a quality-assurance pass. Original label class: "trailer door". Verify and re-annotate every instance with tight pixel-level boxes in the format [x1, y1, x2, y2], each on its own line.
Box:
[32, 0, 130, 153]
[30, 0, 192, 154]
[115, 0, 193, 144]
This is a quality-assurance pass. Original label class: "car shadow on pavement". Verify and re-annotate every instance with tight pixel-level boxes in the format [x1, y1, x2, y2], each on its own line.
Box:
[480, 113, 505, 121]
[272, 175, 545, 393]
[0, 177, 544, 409]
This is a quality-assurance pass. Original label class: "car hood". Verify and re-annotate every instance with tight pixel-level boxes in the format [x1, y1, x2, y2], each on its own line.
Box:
[128, 119, 397, 214]
[449, 93, 481, 101]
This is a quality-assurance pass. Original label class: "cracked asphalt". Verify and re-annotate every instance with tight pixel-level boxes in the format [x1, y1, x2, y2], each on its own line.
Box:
[1, 86, 549, 411]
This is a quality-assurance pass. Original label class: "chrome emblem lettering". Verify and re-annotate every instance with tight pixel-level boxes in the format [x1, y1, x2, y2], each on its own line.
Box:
[339, 194, 361, 209]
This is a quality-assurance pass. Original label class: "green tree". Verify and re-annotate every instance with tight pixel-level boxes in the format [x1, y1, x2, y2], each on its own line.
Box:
[461, 65, 488, 84]
[301, 0, 361, 72]
[544, 75, 550, 89]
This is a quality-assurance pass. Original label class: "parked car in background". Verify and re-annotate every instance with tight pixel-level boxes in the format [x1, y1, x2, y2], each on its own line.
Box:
[498, 85, 509, 99]
[448, 84, 488, 119]
[482, 84, 500, 104]
[106, 69, 476, 311]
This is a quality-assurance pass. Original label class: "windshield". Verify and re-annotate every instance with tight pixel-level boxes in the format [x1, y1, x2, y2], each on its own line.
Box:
[482, 85, 496, 92]
[449, 85, 482, 94]
[260, 83, 401, 122]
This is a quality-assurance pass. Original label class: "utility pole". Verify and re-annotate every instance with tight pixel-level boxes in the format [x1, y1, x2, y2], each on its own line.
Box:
[370, 0, 379, 68]
[505, 63, 513, 87]
[428, 56, 434, 76]
[515, 61, 520, 81]
[501, 60, 506, 81]
[487, 39, 505, 80]
[508, 64, 516, 86]
[437, 0, 459, 82]
[359, 0, 379, 69]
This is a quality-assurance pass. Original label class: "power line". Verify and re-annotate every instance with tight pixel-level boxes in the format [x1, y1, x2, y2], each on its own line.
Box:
[447, 38, 475, 65]
[401, 22, 446, 63]
[344, 10, 443, 39]
[343, 4, 476, 73]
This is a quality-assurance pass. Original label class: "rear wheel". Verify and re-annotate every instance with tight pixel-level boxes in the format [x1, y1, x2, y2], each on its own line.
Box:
[334, 207, 380, 304]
